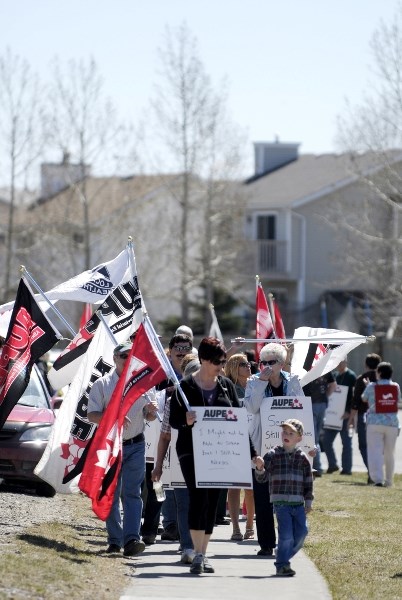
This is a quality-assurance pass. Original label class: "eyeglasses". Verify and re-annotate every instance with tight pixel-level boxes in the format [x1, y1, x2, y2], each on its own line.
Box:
[172, 345, 192, 352]
[118, 353, 129, 359]
[260, 359, 279, 366]
[239, 361, 251, 367]
[211, 358, 227, 366]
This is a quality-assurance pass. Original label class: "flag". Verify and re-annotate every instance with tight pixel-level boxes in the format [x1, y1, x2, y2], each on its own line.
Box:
[79, 303, 92, 329]
[78, 319, 168, 519]
[291, 327, 367, 387]
[209, 304, 224, 342]
[0, 279, 60, 430]
[273, 299, 286, 339]
[34, 321, 114, 493]
[256, 281, 274, 361]
[0, 249, 130, 315]
[48, 261, 143, 391]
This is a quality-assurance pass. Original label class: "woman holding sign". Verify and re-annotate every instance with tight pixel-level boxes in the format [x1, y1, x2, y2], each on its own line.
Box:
[362, 361, 400, 487]
[170, 337, 244, 575]
[244, 342, 304, 557]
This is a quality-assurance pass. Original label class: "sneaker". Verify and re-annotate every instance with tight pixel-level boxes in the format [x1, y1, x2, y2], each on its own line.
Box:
[203, 556, 215, 573]
[142, 534, 156, 545]
[257, 547, 273, 556]
[105, 544, 121, 553]
[161, 524, 179, 541]
[123, 539, 146, 557]
[276, 565, 296, 577]
[181, 549, 196, 564]
[189, 553, 204, 574]
[326, 466, 339, 474]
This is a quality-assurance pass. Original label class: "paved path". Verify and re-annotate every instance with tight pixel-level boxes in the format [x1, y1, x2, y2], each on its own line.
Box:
[122, 409, 402, 600]
[121, 519, 331, 600]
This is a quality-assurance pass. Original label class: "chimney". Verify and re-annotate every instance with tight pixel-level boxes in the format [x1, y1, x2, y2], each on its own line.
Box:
[253, 140, 300, 177]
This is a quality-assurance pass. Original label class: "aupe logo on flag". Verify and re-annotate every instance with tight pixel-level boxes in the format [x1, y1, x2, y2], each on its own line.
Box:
[81, 265, 114, 296]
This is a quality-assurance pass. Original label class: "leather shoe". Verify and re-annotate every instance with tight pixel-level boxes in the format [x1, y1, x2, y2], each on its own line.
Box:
[123, 539, 145, 556]
[106, 544, 121, 553]
[257, 547, 273, 556]
[142, 534, 156, 545]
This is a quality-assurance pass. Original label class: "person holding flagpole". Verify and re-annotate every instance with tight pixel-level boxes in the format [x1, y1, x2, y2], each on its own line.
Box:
[87, 339, 159, 557]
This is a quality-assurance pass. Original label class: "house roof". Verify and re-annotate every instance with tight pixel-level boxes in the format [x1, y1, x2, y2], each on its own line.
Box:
[244, 150, 402, 210]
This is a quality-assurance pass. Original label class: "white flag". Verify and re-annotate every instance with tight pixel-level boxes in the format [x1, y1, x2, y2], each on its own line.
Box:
[34, 321, 115, 493]
[291, 327, 366, 387]
[209, 305, 224, 342]
[0, 249, 129, 315]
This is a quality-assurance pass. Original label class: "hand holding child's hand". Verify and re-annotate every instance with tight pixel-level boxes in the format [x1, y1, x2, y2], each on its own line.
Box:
[253, 455, 265, 471]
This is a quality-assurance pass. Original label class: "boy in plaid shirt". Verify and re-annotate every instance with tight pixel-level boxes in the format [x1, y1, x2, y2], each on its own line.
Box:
[255, 418, 313, 577]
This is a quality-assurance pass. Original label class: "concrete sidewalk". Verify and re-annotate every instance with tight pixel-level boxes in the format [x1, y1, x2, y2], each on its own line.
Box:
[121, 518, 331, 600]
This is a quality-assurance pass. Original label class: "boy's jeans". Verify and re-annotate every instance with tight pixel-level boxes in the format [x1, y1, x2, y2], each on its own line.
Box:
[274, 504, 308, 569]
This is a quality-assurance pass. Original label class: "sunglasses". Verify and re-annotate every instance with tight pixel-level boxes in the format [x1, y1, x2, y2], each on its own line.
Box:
[172, 345, 192, 352]
[260, 359, 279, 366]
[211, 358, 227, 366]
[118, 353, 130, 359]
[239, 361, 251, 367]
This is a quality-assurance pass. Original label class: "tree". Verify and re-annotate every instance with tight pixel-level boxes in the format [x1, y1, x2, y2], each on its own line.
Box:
[148, 23, 247, 328]
[332, 4, 402, 333]
[0, 48, 46, 302]
[44, 57, 129, 270]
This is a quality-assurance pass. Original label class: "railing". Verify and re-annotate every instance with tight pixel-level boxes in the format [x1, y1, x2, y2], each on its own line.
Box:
[256, 240, 288, 275]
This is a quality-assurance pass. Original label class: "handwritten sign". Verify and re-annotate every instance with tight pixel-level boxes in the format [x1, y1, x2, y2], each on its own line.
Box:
[259, 396, 314, 458]
[192, 407, 252, 489]
[144, 418, 160, 462]
[324, 384, 348, 430]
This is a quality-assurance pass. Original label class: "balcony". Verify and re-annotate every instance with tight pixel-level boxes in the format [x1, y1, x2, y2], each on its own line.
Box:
[251, 240, 300, 279]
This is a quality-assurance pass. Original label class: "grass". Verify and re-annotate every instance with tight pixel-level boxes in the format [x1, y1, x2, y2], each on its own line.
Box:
[304, 472, 402, 600]
[1, 476, 401, 599]
[0, 494, 134, 600]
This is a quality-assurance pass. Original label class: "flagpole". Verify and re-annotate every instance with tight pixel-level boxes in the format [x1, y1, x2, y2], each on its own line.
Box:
[267, 293, 278, 339]
[96, 310, 118, 346]
[127, 236, 137, 280]
[230, 336, 376, 344]
[21, 266, 76, 337]
[143, 314, 191, 411]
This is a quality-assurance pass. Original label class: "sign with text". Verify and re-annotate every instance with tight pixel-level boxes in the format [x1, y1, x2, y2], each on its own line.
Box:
[259, 396, 314, 457]
[192, 406, 253, 489]
[169, 427, 186, 487]
[324, 384, 348, 430]
[144, 417, 160, 462]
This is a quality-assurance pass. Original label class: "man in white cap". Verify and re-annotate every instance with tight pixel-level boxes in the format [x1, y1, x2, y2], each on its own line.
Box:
[88, 339, 159, 557]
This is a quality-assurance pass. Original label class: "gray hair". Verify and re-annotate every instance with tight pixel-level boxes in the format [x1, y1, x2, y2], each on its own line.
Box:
[259, 342, 287, 363]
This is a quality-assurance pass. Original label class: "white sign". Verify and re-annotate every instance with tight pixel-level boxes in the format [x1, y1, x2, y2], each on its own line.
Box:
[169, 428, 186, 488]
[259, 396, 315, 457]
[144, 418, 160, 462]
[192, 407, 253, 489]
[324, 384, 348, 431]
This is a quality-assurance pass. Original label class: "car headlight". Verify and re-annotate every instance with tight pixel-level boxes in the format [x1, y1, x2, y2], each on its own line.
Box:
[19, 425, 52, 442]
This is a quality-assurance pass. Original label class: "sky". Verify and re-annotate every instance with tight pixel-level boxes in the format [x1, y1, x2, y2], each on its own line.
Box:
[0, 0, 400, 178]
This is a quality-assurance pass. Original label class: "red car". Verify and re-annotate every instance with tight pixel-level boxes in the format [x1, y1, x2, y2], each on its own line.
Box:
[0, 365, 58, 497]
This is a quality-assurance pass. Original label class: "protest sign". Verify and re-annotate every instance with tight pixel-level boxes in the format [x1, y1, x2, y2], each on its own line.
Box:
[192, 406, 252, 489]
[324, 384, 348, 430]
[259, 396, 315, 457]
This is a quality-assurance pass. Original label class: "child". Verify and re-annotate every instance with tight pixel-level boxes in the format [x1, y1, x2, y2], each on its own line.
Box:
[254, 418, 313, 577]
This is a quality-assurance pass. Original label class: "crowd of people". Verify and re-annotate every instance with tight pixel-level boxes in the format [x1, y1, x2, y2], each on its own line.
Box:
[84, 326, 400, 578]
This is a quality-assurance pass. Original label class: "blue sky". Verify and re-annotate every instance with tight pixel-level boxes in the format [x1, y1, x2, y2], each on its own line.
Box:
[0, 0, 400, 176]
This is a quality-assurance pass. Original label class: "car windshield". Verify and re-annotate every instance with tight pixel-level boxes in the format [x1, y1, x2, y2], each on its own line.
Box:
[17, 367, 50, 409]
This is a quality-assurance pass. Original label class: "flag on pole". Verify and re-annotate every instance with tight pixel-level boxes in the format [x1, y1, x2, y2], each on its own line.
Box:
[48, 258, 143, 391]
[0, 279, 60, 430]
[209, 304, 224, 342]
[291, 327, 367, 387]
[256, 281, 274, 361]
[78, 319, 168, 519]
[273, 298, 286, 339]
[79, 303, 92, 329]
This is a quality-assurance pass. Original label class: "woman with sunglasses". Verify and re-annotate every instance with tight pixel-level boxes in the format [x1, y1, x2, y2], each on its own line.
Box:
[224, 354, 256, 541]
[169, 336, 241, 575]
[244, 342, 304, 557]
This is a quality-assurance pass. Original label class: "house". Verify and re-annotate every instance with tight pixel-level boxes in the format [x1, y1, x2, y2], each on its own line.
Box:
[242, 140, 402, 334]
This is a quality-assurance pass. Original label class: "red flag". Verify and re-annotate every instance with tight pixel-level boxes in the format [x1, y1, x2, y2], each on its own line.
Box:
[78, 320, 167, 520]
[0, 279, 59, 430]
[273, 299, 286, 339]
[79, 303, 92, 330]
[256, 282, 274, 361]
